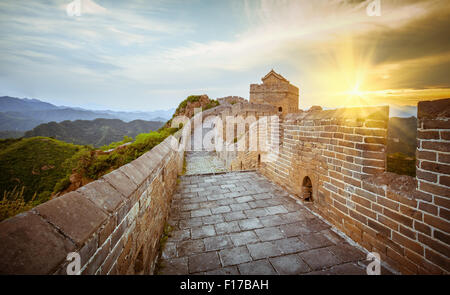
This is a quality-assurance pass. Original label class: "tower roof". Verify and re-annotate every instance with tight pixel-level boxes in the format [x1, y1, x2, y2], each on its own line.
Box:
[261, 69, 289, 83]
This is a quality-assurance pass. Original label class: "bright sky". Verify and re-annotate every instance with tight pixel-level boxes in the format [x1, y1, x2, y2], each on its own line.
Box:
[0, 0, 449, 111]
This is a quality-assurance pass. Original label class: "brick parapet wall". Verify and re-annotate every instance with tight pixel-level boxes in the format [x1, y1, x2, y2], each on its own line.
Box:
[221, 101, 449, 274]
[0, 124, 191, 274]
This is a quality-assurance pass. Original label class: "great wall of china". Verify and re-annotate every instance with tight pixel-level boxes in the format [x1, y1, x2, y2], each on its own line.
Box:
[0, 71, 449, 275]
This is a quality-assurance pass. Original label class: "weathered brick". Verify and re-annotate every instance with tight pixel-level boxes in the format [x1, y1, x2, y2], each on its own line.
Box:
[434, 230, 450, 246]
[392, 232, 423, 255]
[414, 220, 431, 236]
[356, 143, 385, 152]
[418, 233, 450, 257]
[425, 248, 450, 272]
[383, 208, 413, 228]
[418, 201, 438, 215]
[416, 169, 438, 183]
[417, 150, 436, 161]
[434, 196, 450, 209]
[423, 214, 450, 233]
[438, 153, 450, 164]
[377, 196, 399, 210]
[377, 215, 398, 231]
[440, 175, 450, 187]
[440, 207, 450, 220]
[417, 130, 439, 139]
[422, 141, 450, 153]
[422, 119, 450, 130]
[419, 181, 450, 198]
[367, 219, 391, 237]
[399, 205, 422, 221]
[420, 161, 450, 175]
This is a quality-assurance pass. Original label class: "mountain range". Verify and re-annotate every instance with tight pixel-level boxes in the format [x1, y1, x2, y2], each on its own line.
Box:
[0, 96, 174, 133]
[24, 118, 164, 147]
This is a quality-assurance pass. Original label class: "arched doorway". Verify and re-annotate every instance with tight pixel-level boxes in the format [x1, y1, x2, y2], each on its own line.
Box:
[278, 106, 283, 112]
[257, 154, 261, 168]
[302, 176, 313, 202]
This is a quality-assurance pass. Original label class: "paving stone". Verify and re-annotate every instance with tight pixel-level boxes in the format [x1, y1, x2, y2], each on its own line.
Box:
[255, 227, 285, 241]
[327, 262, 367, 275]
[205, 266, 239, 275]
[238, 218, 264, 230]
[179, 217, 203, 229]
[204, 235, 234, 251]
[215, 221, 241, 235]
[202, 215, 224, 225]
[328, 244, 366, 263]
[169, 229, 190, 241]
[298, 232, 335, 250]
[191, 208, 212, 218]
[299, 247, 342, 271]
[159, 160, 390, 275]
[252, 193, 272, 200]
[191, 225, 216, 239]
[279, 222, 311, 237]
[279, 211, 308, 223]
[159, 257, 188, 275]
[230, 203, 251, 211]
[247, 241, 282, 259]
[238, 260, 277, 275]
[274, 237, 310, 254]
[265, 205, 289, 215]
[230, 231, 259, 246]
[211, 206, 231, 214]
[206, 193, 228, 200]
[161, 242, 177, 259]
[177, 240, 205, 257]
[321, 229, 347, 244]
[244, 208, 268, 218]
[236, 196, 254, 203]
[258, 215, 287, 227]
[216, 198, 236, 206]
[269, 254, 311, 274]
[219, 246, 253, 266]
[223, 211, 247, 222]
[305, 218, 331, 232]
[188, 252, 221, 273]
[199, 201, 218, 209]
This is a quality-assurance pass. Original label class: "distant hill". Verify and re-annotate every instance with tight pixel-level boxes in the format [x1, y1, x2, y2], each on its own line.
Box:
[0, 130, 24, 139]
[386, 116, 417, 176]
[0, 137, 82, 202]
[387, 116, 417, 156]
[0, 112, 43, 132]
[24, 118, 164, 147]
[389, 104, 417, 118]
[0, 96, 174, 132]
[0, 96, 59, 112]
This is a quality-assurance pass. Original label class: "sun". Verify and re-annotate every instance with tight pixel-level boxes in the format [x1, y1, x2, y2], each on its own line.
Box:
[349, 84, 363, 97]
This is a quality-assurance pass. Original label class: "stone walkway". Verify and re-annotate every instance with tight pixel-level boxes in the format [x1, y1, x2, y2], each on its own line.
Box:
[158, 171, 378, 275]
[184, 151, 228, 175]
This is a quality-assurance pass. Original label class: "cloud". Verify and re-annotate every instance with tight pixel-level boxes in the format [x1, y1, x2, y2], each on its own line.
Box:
[0, 0, 449, 110]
